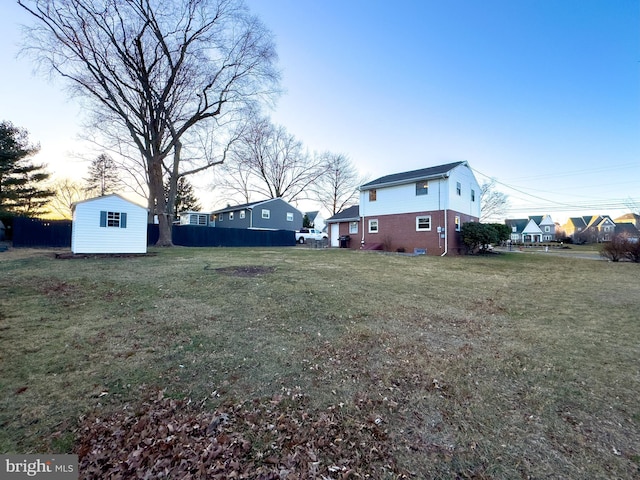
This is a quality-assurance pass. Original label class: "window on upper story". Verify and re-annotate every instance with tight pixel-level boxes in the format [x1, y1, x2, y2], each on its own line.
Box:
[286, 212, 294, 222]
[262, 209, 270, 219]
[349, 221, 358, 234]
[368, 219, 378, 233]
[415, 181, 428, 196]
[545, 226, 550, 232]
[369, 189, 377, 201]
[416, 216, 431, 231]
[456, 182, 461, 196]
[512, 226, 517, 233]
[471, 189, 475, 202]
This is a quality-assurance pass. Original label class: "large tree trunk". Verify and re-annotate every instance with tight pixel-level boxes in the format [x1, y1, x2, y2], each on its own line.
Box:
[149, 160, 173, 247]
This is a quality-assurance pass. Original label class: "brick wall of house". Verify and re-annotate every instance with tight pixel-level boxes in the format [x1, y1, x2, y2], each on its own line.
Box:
[358, 210, 477, 255]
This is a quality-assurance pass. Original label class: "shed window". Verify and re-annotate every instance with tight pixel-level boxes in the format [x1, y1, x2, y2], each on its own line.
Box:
[100, 211, 127, 228]
[416, 181, 428, 196]
[262, 209, 270, 219]
[416, 216, 431, 231]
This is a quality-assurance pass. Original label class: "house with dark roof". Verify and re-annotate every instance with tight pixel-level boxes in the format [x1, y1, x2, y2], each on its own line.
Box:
[329, 161, 480, 255]
[561, 215, 616, 243]
[325, 205, 360, 248]
[505, 215, 556, 243]
[212, 198, 303, 231]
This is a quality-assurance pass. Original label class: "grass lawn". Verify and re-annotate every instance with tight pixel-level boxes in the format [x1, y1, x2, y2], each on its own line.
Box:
[0, 246, 638, 478]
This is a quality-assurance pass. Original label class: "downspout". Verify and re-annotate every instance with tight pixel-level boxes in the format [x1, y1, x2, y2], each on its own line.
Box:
[440, 174, 449, 257]
[360, 194, 366, 248]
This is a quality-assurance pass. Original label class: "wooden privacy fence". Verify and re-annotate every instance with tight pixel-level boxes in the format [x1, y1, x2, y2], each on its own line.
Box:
[12, 218, 296, 248]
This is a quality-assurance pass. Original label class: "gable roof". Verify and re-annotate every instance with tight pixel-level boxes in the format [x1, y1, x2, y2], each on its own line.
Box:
[505, 218, 529, 233]
[212, 198, 302, 215]
[72, 193, 147, 211]
[522, 219, 543, 235]
[326, 205, 360, 223]
[359, 161, 466, 190]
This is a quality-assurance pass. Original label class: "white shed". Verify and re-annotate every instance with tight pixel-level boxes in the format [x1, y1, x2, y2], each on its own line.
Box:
[72, 194, 148, 254]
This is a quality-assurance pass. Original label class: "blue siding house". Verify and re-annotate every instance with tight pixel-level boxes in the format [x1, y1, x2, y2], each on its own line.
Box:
[213, 198, 303, 231]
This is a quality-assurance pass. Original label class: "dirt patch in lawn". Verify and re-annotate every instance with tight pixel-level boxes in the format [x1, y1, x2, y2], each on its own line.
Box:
[207, 265, 277, 277]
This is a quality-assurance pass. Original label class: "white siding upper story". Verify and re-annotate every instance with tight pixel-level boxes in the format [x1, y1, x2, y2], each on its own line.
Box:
[72, 194, 148, 254]
[359, 163, 480, 218]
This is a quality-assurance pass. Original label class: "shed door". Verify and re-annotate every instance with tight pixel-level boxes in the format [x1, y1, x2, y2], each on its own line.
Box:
[330, 224, 340, 247]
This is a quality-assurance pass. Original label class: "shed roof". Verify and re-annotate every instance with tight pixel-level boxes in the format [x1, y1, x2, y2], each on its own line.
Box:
[72, 193, 147, 211]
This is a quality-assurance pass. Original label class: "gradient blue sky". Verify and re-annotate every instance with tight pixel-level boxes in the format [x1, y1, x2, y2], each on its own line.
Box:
[2, 0, 639, 222]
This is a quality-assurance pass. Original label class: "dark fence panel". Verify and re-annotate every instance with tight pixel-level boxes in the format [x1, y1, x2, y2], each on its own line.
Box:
[13, 217, 73, 247]
[147, 225, 295, 247]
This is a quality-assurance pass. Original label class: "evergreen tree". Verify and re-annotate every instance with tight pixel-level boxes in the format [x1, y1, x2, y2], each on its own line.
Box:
[85, 153, 120, 196]
[0, 121, 52, 216]
[165, 177, 201, 217]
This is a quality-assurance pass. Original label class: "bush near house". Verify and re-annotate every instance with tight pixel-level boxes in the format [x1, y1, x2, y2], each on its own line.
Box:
[461, 222, 510, 253]
[600, 234, 640, 262]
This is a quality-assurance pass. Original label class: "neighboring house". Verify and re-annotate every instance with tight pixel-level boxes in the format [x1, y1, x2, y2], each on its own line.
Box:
[336, 161, 480, 255]
[179, 211, 214, 226]
[614, 222, 640, 243]
[614, 213, 640, 230]
[71, 194, 148, 254]
[325, 205, 360, 248]
[562, 215, 616, 243]
[212, 198, 303, 231]
[304, 211, 326, 232]
[505, 215, 556, 243]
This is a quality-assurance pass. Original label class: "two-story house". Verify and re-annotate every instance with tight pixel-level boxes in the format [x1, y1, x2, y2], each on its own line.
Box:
[505, 215, 556, 243]
[327, 161, 480, 255]
[562, 215, 616, 243]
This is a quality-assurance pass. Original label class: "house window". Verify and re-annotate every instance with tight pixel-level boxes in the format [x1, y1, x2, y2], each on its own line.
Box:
[239, 210, 245, 219]
[262, 209, 270, 219]
[512, 226, 517, 233]
[286, 212, 294, 222]
[471, 189, 476, 202]
[190, 214, 207, 225]
[369, 189, 377, 201]
[100, 211, 127, 228]
[368, 219, 378, 233]
[416, 216, 431, 231]
[456, 182, 461, 196]
[229, 212, 234, 220]
[415, 181, 428, 196]
[219, 213, 223, 222]
[545, 226, 550, 232]
[349, 221, 358, 234]
[455, 216, 461, 231]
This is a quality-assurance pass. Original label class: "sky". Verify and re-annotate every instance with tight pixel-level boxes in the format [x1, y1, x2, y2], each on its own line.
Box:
[1, 0, 639, 224]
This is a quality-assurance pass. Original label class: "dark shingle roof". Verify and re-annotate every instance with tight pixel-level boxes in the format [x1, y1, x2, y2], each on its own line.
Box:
[326, 205, 360, 222]
[359, 161, 466, 190]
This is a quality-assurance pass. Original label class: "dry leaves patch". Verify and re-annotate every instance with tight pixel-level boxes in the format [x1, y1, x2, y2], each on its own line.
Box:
[76, 389, 407, 479]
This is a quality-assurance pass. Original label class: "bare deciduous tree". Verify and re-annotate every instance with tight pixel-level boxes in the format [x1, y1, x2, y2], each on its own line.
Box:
[218, 117, 326, 203]
[480, 180, 509, 222]
[312, 152, 364, 216]
[19, 0, 280, 245]
[49, 178, 92, 219]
